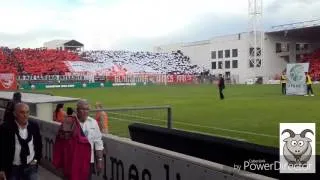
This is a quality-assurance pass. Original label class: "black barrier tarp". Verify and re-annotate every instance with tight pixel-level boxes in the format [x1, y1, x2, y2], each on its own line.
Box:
[129, 123, 320, 180]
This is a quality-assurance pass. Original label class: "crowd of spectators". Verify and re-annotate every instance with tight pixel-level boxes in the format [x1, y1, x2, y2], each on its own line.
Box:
[0, 47, 18, 74]
[0, 47, 79, 75]
[3, 45, 320, 81]
[1, 47, 202, 75]
[302, 49, 320, 81]
[13, 48, 79, 75]
[76, 50, 202, 75]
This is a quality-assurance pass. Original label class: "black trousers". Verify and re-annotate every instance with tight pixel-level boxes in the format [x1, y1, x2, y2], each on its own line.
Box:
[219, 87, 224, 100]
[307, 84, 314, 95]
[9, 164, 38, 180]
[282, 83, 286, 95]
[88, 163, 94, 180]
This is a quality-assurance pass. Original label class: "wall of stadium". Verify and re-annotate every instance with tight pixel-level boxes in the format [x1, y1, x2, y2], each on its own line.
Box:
[208, 34, 249, 83]
[263, 34, 287, 80]
[154, 32, 316, 84]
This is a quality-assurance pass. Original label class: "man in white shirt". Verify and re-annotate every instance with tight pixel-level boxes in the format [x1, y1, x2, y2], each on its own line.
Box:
[76, 100, 104, 180]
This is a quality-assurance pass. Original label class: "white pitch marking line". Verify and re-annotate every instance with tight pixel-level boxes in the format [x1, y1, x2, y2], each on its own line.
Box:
[110, 116, 248, 141]
[108, 113, 277, 138]
[174, 121, 278, 138]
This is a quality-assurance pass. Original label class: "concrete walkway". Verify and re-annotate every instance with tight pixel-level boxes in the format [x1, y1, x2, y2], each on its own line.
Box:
[39, 166, 61, 180]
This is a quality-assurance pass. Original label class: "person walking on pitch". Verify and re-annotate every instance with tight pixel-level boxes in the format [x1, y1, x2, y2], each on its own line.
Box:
[218, 74, 225, 100]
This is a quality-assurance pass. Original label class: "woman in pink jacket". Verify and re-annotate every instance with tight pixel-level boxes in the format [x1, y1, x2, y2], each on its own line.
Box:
[53, 115, 91, 180]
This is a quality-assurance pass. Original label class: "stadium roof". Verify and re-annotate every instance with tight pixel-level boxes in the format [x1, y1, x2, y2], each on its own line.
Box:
[0, 91, 79, 104]
[64, 40, 84, 47]
[43, 39, 84, 47]
[44, 39, 69, 45]
[266, 19, 320, 41]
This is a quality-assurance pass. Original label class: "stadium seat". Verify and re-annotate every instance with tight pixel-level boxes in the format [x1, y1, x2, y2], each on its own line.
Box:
[303, 49, 320, 80]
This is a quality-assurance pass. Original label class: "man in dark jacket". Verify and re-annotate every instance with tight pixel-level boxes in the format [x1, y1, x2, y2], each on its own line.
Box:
[218, 74, 225, 100]
[3, 92, 22, 123]
[0, 103, 42, 180]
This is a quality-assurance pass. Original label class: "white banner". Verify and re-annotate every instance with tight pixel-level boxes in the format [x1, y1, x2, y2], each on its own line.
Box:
[286, 63, 309, 95]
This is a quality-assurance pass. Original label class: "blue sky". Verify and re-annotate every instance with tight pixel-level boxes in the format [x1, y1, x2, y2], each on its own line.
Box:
[0, 0, 320, 51]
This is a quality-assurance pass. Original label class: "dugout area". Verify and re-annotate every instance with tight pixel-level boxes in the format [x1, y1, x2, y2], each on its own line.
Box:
[0, 91, 79, 122]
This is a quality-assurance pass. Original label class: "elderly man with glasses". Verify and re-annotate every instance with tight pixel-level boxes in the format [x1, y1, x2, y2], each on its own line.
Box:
[76, 99, 104, 180]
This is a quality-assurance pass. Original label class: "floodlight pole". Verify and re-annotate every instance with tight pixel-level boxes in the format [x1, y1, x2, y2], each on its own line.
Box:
[248, 0, 264, 79]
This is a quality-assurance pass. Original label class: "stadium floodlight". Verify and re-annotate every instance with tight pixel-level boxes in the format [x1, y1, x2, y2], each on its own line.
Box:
[248, 0, 264, 72]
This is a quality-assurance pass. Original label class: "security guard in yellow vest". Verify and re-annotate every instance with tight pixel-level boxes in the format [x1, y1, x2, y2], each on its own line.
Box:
[305, 72, 314, 96]
[280, 72, 287, 95]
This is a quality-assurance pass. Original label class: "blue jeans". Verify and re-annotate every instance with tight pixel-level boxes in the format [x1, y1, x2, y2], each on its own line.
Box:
[9, 164, 38, 180]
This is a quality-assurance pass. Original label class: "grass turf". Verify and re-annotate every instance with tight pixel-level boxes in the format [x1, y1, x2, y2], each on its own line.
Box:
[30, 84, 320, 154]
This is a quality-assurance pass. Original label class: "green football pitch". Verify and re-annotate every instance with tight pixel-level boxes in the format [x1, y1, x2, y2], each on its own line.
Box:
[32, 84, 319, 154]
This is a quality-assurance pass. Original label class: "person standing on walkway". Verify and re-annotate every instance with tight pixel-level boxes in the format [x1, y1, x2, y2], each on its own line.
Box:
[3, 92, 22, 124]
[76, 100, 104, 180]
[53, 114, 91, 180]
[0, 103, 42, 180]
[95, 102, 109, 134]
[53, 104, 67, 123]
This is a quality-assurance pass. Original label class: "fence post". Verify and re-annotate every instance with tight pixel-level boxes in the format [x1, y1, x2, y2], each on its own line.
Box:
[167, 107, 172, 129]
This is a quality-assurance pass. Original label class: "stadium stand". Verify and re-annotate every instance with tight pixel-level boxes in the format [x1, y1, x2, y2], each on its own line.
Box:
[301, 49, 320, 80]
[1, 47, 202, 75]
[75, 50, 202, 74]
[0, 47, 18, 74]
[302, 49, 320, 80]
[12, 48, 79, 75]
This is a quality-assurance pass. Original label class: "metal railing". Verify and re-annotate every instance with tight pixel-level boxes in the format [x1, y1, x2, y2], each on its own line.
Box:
[89, 105, 172, 137]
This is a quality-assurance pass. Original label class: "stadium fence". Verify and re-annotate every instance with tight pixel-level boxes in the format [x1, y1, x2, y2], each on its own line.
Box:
[18, 73, 240, 86]
[89, 105, 172, 137]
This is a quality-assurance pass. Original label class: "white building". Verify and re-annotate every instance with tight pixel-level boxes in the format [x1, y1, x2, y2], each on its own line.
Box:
[154, 21, 320, 84]
[43, 40, 84, 52]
